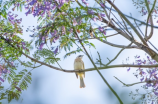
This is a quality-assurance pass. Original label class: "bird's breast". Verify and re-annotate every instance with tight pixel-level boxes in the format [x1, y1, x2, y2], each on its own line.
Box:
[74, 62, 84, 70]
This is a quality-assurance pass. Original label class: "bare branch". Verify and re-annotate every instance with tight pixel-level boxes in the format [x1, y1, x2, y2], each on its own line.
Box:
[100, 6, 158, 29]
[114, 76, 144, 87]
[102, 18, 158, 61]
[106, 0, 148, 46]
[134, 20, 158, 52]
[144, 0, 156, 41]
[106, 42, 133, 66]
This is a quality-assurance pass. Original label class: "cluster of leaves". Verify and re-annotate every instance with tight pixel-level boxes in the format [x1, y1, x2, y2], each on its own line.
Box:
[0, 69, 32, 103]
[0, 0, 35, 103]
[0, 0, 25, 18]
[33, 48, 60, 64]
[26, 0, 106, 58]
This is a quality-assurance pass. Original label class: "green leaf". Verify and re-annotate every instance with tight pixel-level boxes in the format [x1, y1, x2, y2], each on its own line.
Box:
[90, 43, 96, 49]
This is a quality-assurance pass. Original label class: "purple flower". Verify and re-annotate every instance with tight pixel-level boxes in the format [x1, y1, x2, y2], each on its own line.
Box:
[22, 45, 26, 49]
[0, 77, 4, 82]
[142, 8, 147, 15]
[7, 70, 10, 74]
[127, 67, 130, 71]
[100, 2, 105, 8]
[16, 18, 22, 24]
[53, 46, 58, 54]
[58, 0, 68, 8]
[51, 30, 57, 37]
[88, 10, 95, 15]
[100, 13, 105, 17]
[15, 86, 21, 92]
[69, 28, 73, 33]
[41, 10, 46, 17]
[8, 15, 14, 21]
[39, 43, 45, 50]
[103, 31, 106, 35]
[52, 4, 56, 10]
[149, 70, 157, 78]
[21, 42, 26, 49]
[140, 77, 144, 82]
[61, 12, 66, 15]
[92, 17, 96, 21]
[22, 42, 25, 45]
[98, 26, 104, 32]
[25, 9, 31, 16]
[51, 47, 54, 50]
[10, 62, 14, 66]
[28, 0, 37, 6]
[25, 5, 29, 10]
[82, 0, 89, 6]
[42, 36, 45, 41]
[136, 55, 140, 58]
[17, 3, 20, 7]
[54, 36, 59, 41]
[2, 69, 7, 74]
[154, 91, 158, 96]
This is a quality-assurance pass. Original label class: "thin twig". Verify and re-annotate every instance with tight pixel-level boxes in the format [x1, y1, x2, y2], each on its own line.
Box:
[106, 0, 148, 47]
[144, 0, 156, 40]
[106, 42, 132, 66]
[134, 20, 158, 52]
[109, 0, 115, 18]
[114, 76, 144, 87]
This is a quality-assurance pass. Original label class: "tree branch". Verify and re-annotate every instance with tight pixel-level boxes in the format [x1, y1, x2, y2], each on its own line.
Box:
[106, 42, 132, 66]
[106, 0, 148, 47]
[144, 0, 156, 41]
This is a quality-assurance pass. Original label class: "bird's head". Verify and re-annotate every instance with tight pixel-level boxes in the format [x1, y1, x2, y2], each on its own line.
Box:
[76, 55, 84, 59]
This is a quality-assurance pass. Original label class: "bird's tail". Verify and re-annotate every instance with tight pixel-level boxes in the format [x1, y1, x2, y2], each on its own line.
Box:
[80, 77, 85, 88]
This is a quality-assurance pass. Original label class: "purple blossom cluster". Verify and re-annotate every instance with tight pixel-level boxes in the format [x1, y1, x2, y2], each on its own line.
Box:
[25, 0, 70, 17]
[8, 11, 22, 25]
[0, 64, 10, 84]
[100, 2, 105, 8]
[38, 29, 59, 54]
[98, 26, 106, 35]
[7, 11, 23, 35]
[141, 8, 147, 16]
[81, 0, 89, 6]
[91, 12, 105, 22]
[129, 55, 158, 97]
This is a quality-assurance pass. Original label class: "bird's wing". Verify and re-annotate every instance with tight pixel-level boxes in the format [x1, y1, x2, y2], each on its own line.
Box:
[81, 60, 85, 78]
[82, 60, 85, 69]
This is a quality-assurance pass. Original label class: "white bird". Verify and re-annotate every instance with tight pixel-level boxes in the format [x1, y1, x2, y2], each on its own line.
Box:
[74, 55, 85, 88]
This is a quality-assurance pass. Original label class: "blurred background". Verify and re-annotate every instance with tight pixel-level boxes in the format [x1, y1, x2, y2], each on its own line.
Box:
[2, 0, 158, 104]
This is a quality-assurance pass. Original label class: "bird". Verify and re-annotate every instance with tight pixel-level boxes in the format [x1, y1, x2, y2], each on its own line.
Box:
[74, 55, 85, 88]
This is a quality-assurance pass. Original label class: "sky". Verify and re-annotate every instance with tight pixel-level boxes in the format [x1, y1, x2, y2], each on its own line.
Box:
[2, 0, 158, 104]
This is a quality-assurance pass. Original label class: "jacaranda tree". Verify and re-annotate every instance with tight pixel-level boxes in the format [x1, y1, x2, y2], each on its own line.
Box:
[0, 0, 158, 103]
